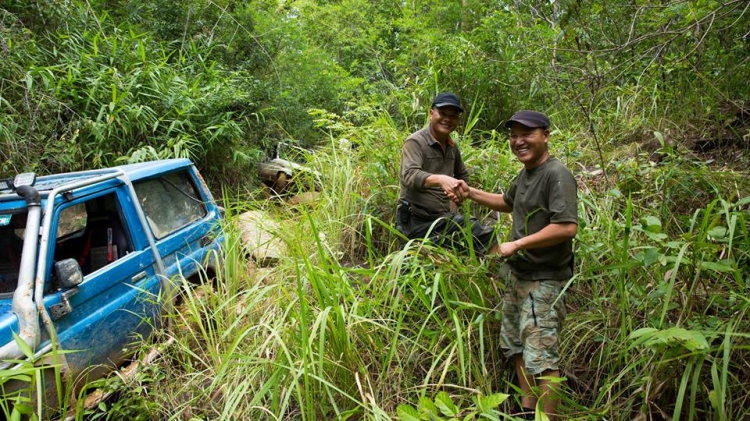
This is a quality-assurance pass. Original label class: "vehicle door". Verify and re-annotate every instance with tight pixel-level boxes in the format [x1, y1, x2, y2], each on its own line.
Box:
[0, 206, 28, 361]
[41, 186, 161, 382]
[132, 169, 218, 285]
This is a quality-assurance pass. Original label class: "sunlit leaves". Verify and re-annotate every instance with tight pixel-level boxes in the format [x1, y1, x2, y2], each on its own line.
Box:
[630, 327, 710, 353]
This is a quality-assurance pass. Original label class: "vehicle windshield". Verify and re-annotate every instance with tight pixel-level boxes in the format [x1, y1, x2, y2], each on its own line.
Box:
[0, 211, 27, 296]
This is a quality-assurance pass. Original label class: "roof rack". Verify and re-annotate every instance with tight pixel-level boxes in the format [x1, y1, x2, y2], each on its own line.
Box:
[0, 168, 122, 199]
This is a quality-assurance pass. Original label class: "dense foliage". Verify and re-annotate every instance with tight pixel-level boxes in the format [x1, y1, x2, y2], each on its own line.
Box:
[1, 0, 748, 420]
[3, 0, 748, 180]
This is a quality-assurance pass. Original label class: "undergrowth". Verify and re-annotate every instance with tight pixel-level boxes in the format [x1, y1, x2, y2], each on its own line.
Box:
[1, 1, 748, 419]
[73, 115, 750, 421]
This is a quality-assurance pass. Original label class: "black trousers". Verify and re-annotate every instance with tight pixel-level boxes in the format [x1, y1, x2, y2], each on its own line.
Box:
[396, 201, 496, 255]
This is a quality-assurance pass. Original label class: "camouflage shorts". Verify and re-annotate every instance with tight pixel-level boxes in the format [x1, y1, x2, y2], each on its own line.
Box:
[499, 271, 567, 375]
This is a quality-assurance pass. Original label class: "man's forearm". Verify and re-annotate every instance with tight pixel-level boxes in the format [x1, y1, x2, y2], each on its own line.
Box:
[468, 187, 511, 212]
[516, 223, 577, 249]
[424, 174, 448, 189]
[499, 222, 577, 256]
[401, 166, 430, 190]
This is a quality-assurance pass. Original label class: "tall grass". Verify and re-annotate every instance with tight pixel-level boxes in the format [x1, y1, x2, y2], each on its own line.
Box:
[2, 1, 748, 419]
[58, 112, 748, 421]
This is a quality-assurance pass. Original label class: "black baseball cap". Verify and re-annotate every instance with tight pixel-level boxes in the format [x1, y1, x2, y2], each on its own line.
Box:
[505, 110, 550, 129]
[431, 92, 463, 112]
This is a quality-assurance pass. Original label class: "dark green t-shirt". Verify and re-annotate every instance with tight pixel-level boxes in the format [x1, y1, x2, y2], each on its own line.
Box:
[504, 156, 578, 280]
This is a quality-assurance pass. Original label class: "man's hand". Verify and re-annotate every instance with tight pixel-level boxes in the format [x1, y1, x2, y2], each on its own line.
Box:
[436, 176, 468, 204]
[499, 241, 521, 257]
[446, 181, 468, 204]
[457, 180, 469, 200]
[425, 175, 469, 204]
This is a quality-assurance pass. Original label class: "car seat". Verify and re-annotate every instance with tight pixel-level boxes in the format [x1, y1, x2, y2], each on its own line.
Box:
[77, 199, 130, 275]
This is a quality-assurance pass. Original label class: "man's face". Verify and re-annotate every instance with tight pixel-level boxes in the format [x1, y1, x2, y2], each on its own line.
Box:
[509, 123, 550, 169]
[429, 106, 461, 139]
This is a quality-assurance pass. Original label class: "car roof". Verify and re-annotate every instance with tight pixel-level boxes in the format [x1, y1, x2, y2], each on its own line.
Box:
[0, 159, 194, 197]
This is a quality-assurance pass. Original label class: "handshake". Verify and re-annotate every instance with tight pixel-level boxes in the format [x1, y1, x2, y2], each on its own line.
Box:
[439, 176, 471, 204]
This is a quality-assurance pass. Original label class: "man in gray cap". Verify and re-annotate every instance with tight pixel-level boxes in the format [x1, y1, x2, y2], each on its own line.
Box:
[396, 92, 496, 255]
[465, 110, 577, 420]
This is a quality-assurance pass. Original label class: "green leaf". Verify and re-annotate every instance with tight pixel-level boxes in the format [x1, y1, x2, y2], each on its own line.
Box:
[535, 401, 550, 421]
[643, 216, 662, 233]
[13, 332, 34, 359]
[397, 405, 421, 421]
[435, 392, 459, 417]
[708, 389, 720, 409]
[636, 247, 663, 267]
[673, 328, 711, 351]
[643, 230, 668, 242]
[0, 372, 31, 382]
[478, 413, 501, 421]
[700, 261, 735, 273]
[630, 327, 709, 352]
[707, 226, 727, 240]
[535, 410, 550, 421]
[536, 376, 567, 384]
[418, 397, 438, 415]
[10, 407, 22, 421]
[477, 393, 509, 411]
[630, 327, 659, 339]
[733, 196, 750, 207]
[12, 403, 33, 415]
[462, 411, 478, 421]
[654, 131, 664, 146]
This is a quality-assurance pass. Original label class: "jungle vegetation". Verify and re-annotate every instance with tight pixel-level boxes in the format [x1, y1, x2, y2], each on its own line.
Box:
[1, 0, 749, 420]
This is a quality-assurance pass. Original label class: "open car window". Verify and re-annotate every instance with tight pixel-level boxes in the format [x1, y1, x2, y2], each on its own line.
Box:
[0, 211, 26, 295]
[52, 193, 133, 280]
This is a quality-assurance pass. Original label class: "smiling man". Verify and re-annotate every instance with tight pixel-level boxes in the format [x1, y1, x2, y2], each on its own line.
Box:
[466, 110, 578, 420]
[396, 92, 496, 255]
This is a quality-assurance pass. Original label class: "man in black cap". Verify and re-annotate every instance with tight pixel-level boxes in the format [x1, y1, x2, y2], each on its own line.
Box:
[396, 92, 496, 255]
[465, 110, 577, 420]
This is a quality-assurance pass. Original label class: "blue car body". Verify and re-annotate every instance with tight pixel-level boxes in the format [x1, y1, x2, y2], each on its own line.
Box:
[0, 159, 222, 403]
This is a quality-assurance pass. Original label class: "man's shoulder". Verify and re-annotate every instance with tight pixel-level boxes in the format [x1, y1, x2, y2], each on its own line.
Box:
[544, 157, 574, 177]
[405, 126, 431, 144]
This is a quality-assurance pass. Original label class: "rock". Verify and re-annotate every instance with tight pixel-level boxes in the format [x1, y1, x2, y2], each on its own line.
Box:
[238, 211, 287, 265]
[287, 191, 320, 206]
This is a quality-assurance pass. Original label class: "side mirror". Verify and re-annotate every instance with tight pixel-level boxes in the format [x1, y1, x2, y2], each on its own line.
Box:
[54, 259, 84, 289]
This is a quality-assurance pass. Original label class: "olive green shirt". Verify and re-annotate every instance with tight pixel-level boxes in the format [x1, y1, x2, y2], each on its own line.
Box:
[505, 156, 578, 280]
[399, 125, 469, 218]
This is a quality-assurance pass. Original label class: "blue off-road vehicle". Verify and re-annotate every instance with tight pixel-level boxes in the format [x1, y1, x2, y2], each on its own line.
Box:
[0, 159, 222, 409]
